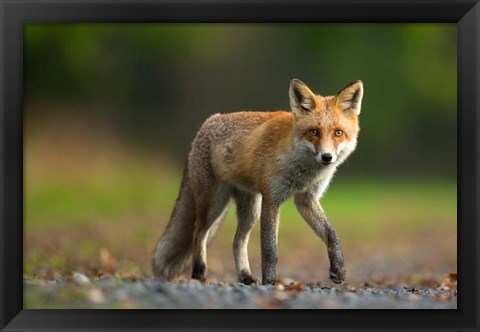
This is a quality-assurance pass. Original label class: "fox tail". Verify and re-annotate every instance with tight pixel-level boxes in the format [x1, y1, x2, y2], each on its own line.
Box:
[152, 162, 195, 280]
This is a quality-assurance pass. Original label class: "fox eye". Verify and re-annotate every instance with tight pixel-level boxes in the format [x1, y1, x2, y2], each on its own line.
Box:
[334, 130, 344, 137]
[310, 129, 319, 136]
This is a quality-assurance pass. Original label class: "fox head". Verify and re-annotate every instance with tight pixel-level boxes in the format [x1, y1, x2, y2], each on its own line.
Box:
[289, 78, 363, 166]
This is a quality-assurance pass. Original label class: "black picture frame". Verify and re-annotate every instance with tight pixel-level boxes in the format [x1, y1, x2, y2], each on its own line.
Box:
[1, 0, 478, 331]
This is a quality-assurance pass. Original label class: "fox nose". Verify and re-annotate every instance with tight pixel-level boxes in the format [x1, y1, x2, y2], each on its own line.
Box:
[321, 153, 333, 163]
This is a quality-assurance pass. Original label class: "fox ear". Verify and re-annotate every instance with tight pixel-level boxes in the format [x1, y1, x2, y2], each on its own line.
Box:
[289, 79, 317, 117]
[335, 80, 364, 116]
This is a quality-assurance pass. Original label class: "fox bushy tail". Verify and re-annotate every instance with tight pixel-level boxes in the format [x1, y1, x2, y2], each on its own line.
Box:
[152, 162, 196, 280]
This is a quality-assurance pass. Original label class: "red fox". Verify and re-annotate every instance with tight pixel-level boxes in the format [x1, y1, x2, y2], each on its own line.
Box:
[153, 79, 363, 285]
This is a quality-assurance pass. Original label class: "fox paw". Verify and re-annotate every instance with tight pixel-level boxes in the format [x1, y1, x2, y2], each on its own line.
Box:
[192, 263, 207, 282]
[238, 275, 257, 285]
[191, 274, 206, 282]
[329, 265, 346, 284]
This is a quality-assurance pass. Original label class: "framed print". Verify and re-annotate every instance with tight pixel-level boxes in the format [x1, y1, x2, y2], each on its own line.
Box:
[1, 0, 479, 331]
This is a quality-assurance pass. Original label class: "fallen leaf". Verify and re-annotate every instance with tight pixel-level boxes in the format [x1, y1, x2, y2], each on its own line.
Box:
[121, 273, 139, 282]
[285, 283, 305, 291]
[99, 248, 117, 274]
[440, 272, 457, 290]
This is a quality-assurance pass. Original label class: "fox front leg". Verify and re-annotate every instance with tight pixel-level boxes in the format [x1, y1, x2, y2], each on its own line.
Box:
[294, 192, 346, 284]
[260, 199, 280, 285]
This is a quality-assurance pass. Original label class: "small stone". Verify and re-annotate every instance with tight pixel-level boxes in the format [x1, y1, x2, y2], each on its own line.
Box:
[88, 288, 105, 304]
[274, 281, 285, 291]
[281, 277, 295, 285]
[72, 272, 90, 286]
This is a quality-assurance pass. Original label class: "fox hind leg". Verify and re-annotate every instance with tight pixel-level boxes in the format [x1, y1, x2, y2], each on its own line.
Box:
[191, 183, 231, 281]
[233, 189, 261, 285]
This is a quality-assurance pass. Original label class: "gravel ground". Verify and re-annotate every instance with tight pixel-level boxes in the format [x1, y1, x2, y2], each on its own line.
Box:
[24, 275, 457, 309]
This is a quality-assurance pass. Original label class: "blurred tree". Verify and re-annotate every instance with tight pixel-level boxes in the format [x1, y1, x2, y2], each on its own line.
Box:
[24, 23, 456, 178]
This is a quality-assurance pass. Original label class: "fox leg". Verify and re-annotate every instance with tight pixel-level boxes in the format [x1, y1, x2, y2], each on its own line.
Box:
[191, 183, 231, 281]
[233, 190, 261, 285]
[294, 192, 346, 283]
[260, 198, 280, 285]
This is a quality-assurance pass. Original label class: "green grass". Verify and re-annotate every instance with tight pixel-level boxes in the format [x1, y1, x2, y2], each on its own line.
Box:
[25, 162, 456, 237]
[25, 167, 182, 227]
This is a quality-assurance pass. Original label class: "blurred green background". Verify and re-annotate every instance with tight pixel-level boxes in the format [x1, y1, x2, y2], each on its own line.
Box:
[24, 24, 456, 291]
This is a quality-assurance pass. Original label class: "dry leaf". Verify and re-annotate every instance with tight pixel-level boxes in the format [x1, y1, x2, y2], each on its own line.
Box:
[99, 248, 117, 274]
[121, 273, 139, 282]
[285, 283, 305, 291]
[440, 272, 457, 290]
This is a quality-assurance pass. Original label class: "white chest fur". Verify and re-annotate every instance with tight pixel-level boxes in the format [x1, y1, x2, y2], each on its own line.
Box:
[270, 152, 337, 204]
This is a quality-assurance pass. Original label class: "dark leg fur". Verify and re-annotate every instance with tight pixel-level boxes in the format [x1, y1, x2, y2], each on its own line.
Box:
[294, 192, 346, 284]
[260, 201, 280, 285]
